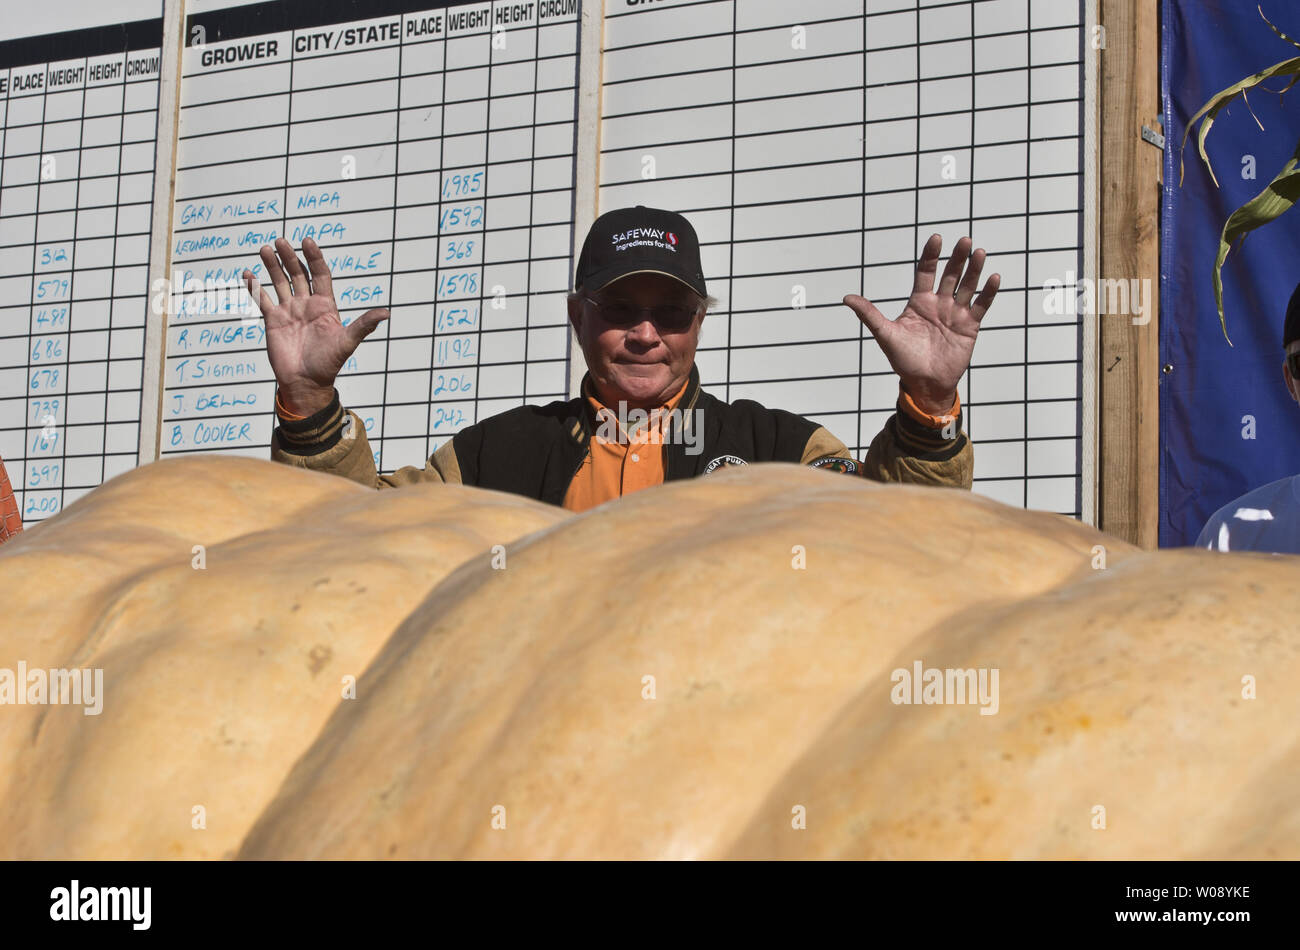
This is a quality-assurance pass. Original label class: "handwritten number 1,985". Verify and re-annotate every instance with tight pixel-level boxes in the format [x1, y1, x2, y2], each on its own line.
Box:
[441, 171, 483, 198]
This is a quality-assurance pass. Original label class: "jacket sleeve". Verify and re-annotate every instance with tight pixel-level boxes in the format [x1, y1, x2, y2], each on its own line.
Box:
[799, 426, 856, 464]
[861, 399, 973, 489]
[270, 388, 463, 490]
[797, 408, 972, 490]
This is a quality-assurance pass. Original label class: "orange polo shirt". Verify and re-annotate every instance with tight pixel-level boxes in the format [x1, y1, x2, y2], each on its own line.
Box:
[0, 454, 22, 544]
[563, 377, 690, 513]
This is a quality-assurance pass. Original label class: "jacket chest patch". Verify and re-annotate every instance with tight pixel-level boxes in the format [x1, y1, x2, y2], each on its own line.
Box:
[703, 455, 747, 474]
[809, 456, 859, 475]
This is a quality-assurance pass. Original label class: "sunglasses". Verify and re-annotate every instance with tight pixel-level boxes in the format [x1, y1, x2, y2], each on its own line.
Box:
[583, 295, 700, 332]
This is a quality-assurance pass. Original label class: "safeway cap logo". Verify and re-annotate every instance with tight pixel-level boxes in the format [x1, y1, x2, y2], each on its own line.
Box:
[666, 232, 677, 246]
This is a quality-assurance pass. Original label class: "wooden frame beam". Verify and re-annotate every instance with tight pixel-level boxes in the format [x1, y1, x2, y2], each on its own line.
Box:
[1098, 0, 1162, 547]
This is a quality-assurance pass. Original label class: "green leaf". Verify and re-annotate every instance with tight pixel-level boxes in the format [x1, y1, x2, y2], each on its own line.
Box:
[1259, 5, 1300, 51]
[1212, 137, 1300, 343]
[1179, 55, 1300, 187]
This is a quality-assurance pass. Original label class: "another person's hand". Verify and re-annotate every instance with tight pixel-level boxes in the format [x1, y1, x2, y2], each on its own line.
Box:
[242, 237, 389, 416]
[843, 234, 1000, 416]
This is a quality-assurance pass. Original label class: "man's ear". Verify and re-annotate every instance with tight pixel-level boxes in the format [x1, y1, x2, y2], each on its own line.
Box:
[1285, 360, 1299, 405]
[567, 295, 583, 335]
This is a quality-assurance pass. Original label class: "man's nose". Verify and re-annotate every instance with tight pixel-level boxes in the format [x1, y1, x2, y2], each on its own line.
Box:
[625, 318, 661, 344]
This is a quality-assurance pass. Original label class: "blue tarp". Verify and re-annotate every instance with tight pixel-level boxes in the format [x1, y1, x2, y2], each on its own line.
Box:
[1161, 0, 1300, 546]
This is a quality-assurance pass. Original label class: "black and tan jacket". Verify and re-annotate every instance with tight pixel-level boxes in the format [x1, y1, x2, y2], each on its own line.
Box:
[271, 364, 973, 500]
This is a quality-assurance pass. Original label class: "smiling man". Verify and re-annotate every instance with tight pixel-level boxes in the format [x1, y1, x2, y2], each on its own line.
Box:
[251, 205, 999, 511]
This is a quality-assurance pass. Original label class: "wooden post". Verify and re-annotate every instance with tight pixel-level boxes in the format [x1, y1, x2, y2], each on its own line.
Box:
[139, 0, 187, 464]
[568, 0, 604, 399]
[1098, 0, 1161, 547]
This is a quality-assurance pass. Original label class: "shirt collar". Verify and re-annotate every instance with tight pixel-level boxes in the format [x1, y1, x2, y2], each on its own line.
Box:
[583, 373, 691, 442]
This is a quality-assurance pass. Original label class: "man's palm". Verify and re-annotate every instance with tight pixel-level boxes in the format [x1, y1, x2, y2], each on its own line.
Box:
[243, 237, 388, 410]
[844, 234, 1000, 414]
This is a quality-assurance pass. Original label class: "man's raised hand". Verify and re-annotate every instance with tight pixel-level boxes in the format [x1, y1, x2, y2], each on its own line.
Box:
[843, 234, 1000, 417]
[242, 236, 389, 416]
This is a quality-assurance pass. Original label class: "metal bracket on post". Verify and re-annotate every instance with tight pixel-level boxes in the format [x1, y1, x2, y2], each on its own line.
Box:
[1141, 124, 1165, 150]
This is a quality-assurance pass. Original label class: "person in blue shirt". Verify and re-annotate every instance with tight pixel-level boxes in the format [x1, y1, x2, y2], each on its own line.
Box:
[1196, 281, 1300, 554]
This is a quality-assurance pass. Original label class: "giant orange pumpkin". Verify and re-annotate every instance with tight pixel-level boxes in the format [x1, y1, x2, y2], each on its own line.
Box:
[0, 456, 1295, 859]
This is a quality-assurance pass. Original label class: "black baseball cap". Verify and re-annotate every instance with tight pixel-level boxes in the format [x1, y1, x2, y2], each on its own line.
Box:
[573, 205, 707, 297]
[1286, 279, 1300, 349]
